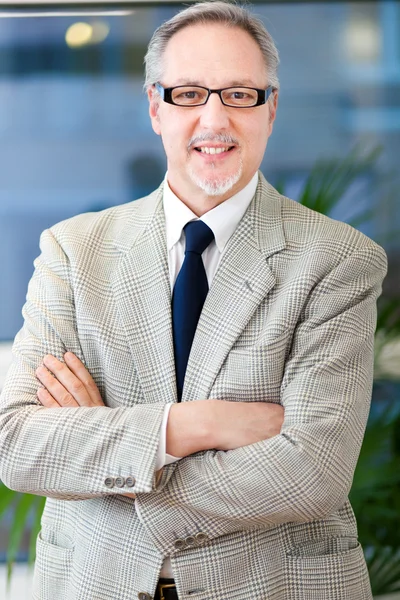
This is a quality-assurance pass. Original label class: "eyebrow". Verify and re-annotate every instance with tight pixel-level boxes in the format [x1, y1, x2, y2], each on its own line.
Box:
[171, 78, 262, 88]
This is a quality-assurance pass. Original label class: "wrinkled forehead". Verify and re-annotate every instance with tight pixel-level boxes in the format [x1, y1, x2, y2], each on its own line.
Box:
[161, 23, 268, 87]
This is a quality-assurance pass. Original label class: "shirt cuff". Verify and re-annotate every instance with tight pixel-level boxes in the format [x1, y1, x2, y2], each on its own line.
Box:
[155, 403, 182, 471]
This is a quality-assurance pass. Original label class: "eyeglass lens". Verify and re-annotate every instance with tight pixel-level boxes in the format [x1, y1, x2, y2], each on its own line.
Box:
[170, 86, 259, 107]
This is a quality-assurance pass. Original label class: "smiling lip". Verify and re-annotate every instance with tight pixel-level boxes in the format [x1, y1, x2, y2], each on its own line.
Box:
[193, 145, 235, 156]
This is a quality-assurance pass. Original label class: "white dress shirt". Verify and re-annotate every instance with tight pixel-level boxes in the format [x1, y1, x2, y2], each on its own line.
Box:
[136, 172, 258, 578]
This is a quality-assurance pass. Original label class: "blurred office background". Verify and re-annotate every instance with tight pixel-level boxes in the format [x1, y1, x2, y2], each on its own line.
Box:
[0, 1, 399, 343]
[0, 1, 399, 597]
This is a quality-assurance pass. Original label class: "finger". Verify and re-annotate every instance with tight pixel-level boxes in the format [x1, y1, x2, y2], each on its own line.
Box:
[42, 355, 95, 407]
[37, 386, 61, 408]
[64, 352, 104, 406]
[36, 364, 80, 408]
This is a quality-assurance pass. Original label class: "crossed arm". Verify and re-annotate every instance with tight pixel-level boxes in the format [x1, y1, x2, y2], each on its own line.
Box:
[35, 351, 285, 491]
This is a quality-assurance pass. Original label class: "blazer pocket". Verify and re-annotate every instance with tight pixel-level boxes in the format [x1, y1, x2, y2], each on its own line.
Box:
[32, 530, 74, 600]
[284, 542, 372, 600]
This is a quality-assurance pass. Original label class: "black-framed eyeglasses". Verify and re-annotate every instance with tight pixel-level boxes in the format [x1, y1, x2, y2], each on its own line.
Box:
[154, 83, 275, 108]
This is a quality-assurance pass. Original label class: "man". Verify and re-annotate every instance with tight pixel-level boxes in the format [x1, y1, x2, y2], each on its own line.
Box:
[0, 2, 387, 599]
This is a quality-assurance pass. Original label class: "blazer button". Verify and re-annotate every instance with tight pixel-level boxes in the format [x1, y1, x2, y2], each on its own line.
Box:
[174, 538, 186, 550]
[125, 476, 136, 487]
[104, 477, 115, 488]
[115, 476, 125, 488]
[195, 532, 209, 544]
[185, 536, 196, 547]
[138, 593, 152, 600]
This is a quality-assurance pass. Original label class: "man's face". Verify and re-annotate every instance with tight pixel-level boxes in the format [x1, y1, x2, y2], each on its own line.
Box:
[148, 23, 278, 207]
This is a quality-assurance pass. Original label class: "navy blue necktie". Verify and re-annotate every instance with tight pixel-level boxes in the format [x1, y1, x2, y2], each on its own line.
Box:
[172, 220, 214, 401]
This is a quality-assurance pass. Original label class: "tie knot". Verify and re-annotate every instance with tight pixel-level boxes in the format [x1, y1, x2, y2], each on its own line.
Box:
[184, 221, 214, 255]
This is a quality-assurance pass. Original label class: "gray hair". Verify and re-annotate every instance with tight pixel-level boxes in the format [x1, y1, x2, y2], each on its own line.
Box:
[143, 1, 280, 96]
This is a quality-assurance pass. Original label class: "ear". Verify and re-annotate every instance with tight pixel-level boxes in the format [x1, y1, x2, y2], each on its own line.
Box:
[147, 86, 162, 136]
[267, 90, 279, 133]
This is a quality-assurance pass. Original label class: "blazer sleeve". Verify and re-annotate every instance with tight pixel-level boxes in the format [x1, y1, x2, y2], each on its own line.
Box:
[0, 228, 166, 500]
[135, 242, 387, 556]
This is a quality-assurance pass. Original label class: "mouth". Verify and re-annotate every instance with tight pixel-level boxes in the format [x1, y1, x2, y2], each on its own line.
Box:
[193, 145, 236, 156]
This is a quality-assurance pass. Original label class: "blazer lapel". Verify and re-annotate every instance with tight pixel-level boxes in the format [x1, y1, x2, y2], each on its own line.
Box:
[111, 188, 177, 404]
[182, 175, 286, 402]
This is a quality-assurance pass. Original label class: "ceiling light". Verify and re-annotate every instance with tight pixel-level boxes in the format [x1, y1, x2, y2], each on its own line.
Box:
[344, 18, 381, 63]
[90, 20, 110, 44]
[66, 22, 92, 48]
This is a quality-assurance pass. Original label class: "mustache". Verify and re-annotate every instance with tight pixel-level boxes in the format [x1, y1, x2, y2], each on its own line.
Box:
[188, 133, 239, 150]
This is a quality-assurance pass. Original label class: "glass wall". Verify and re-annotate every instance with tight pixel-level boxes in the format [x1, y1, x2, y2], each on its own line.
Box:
[0, 1, 399, 342]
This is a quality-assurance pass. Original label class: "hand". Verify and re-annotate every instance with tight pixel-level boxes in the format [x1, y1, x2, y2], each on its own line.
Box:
[36, 353, 104, 408]
[36, 353, 136, 499]
[166, 399, 284, 457]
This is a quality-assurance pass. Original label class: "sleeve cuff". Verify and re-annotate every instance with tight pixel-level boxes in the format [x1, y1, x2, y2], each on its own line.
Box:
[155, 403, 182, 470]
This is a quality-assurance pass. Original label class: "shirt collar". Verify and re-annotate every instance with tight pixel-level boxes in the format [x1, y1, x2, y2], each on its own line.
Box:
[163, 172, 258, 253]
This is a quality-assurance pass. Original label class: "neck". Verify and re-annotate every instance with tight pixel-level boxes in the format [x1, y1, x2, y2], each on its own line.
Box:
[167, 175, 253, 216]
[168, 188, 231, 216]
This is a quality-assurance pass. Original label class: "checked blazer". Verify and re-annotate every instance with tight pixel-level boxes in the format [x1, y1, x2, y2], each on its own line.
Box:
[0, 173, 387, 600]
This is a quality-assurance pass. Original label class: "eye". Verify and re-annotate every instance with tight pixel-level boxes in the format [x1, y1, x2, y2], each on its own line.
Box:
[231, 92, 249, 99]
[179, 91, 200, 99]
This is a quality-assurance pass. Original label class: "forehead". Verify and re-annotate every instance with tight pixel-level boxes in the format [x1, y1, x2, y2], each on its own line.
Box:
[162, 23, 267, 87]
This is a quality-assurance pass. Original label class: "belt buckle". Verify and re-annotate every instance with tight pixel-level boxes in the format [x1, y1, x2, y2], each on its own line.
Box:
[159, 582, 176, 600]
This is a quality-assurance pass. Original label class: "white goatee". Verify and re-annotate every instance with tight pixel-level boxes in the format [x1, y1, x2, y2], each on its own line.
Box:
[187, 159, 243, 197]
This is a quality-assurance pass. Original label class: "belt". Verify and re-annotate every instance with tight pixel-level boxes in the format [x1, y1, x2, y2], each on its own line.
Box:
[155, 578, 178, 600]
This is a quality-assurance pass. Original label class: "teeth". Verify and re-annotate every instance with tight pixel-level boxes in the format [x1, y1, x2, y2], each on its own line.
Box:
[199, 146, 229, 154]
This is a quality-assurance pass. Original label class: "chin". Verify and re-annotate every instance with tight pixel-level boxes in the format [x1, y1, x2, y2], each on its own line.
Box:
[189, 166, 243, 197]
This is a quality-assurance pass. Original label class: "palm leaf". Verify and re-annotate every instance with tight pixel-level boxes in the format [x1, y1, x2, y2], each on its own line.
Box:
[0, 483, 16, 520]
[5, 492, 37, 588]
[351, 394, 400, 591]
[0, 482, 46, 586]
[376, 298, 400, 340]
[297, 146, 381, 219]
[27, 496, 46, 565]
[367, 546, 400, 595]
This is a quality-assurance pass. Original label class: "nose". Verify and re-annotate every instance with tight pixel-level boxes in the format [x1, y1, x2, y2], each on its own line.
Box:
[199, 91, 230, 131]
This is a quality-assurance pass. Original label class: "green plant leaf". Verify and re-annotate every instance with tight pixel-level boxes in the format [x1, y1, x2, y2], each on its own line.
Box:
[6, 493, 37, 588]
[28, 496, 46, 565]
[367, 546, 400, 595]
[351, 395, 400, 555]
[297, 146, 381, 219]
[0, 483, 17, 520]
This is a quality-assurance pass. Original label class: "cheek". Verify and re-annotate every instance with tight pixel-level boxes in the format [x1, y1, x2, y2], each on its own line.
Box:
[164, 125, 191, 156]
[238, 116, 269, 144]
[160, 115, 184, 141]
[160, 129, 186, 161]
[254, 119, 271, 146]
[243, 127, 267, 154]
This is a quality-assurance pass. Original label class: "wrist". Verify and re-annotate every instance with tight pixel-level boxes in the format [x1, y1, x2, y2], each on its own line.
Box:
[166, 400, 216, 457]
